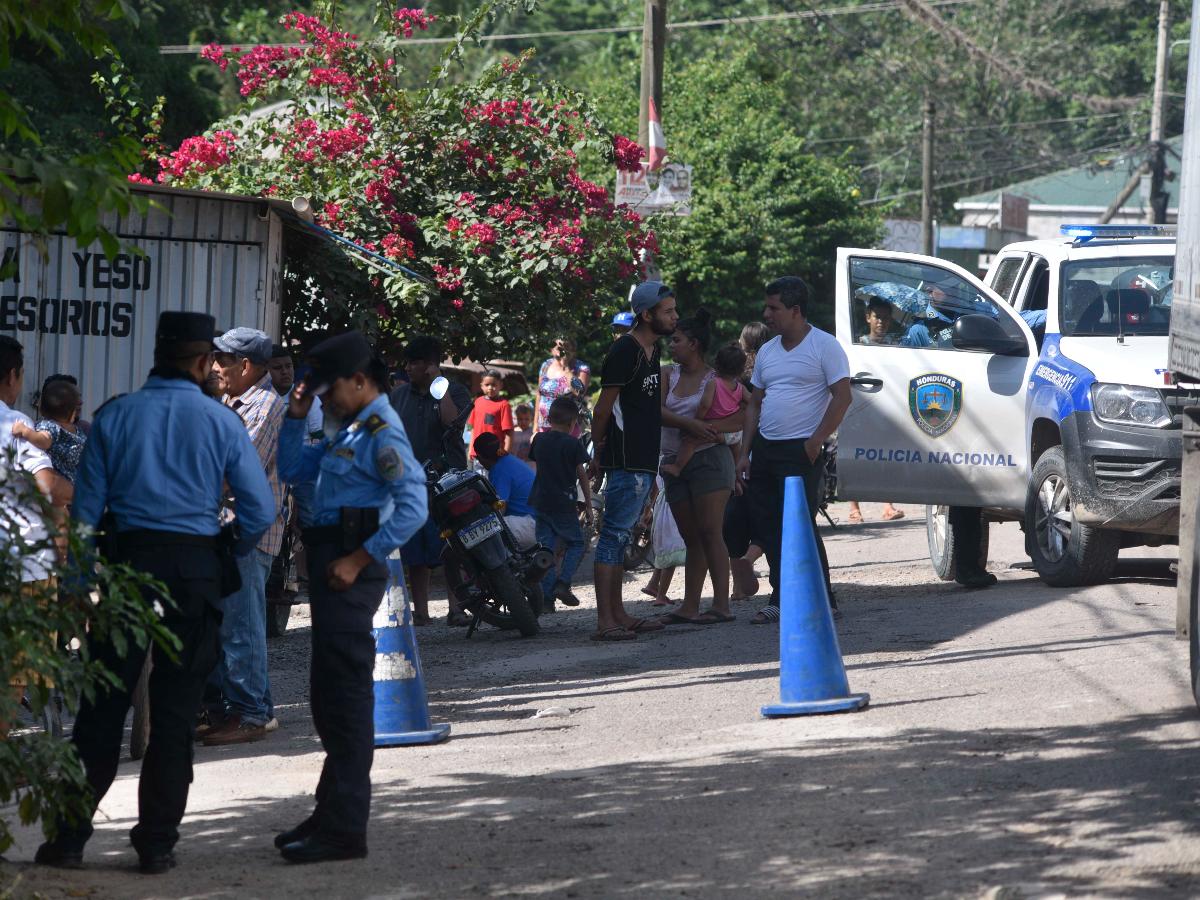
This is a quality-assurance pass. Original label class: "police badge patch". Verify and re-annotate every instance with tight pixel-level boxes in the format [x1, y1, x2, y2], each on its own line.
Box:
[908, 373, 962, 438]
[376, 446, 403, 481]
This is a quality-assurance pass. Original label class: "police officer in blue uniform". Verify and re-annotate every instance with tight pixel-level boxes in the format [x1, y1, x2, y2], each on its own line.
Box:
[37, 311, 275, 874]
[275, 331, 426, 863]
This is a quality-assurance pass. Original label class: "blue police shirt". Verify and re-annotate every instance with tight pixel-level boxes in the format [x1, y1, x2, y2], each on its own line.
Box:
[73, 375, 275, 555]
[487, 455, 534, 517]
[278, 392, 426, 563]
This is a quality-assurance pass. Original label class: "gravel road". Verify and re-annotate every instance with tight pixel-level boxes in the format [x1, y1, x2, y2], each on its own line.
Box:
[3, 502, 1198, 899]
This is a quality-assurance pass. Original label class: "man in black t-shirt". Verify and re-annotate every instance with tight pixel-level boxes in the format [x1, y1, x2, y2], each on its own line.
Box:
[389, 335, 472, 625]
[588, 281, 678, 641]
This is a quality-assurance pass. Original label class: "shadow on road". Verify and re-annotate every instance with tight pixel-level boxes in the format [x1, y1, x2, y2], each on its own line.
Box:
[10, 710, 1200, 899]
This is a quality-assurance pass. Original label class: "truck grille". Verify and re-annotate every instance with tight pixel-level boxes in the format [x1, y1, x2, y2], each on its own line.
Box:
[1162, 389, 1200, 428]
[1092, 456, 1180, 500]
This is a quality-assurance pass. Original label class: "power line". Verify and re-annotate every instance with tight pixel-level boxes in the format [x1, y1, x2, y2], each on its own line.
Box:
[158, 0, 978, 54]
[860, 139, 1137, 205]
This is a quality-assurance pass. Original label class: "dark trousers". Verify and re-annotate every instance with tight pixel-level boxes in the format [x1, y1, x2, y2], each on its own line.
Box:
[303, 540, 387, 845]
[59, 537, 222, 857]
[746, 436, 833, 603]
[723, 491, 760, 559]
[949, 506, 985, 577]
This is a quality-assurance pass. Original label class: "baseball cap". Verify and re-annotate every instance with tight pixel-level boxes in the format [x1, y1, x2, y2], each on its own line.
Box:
[302, 332, 374, 397]
[611, 311, 635, 329]
[630, 281, 674, 316]
[214, 327, 273, 365]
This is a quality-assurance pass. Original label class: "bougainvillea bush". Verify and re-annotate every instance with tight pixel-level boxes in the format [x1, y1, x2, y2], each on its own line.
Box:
[145, 3, 656, 358]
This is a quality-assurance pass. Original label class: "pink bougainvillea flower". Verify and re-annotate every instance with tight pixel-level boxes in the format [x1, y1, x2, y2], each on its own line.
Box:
[613, 135, 645, 172]
[393, 8, 437, 39]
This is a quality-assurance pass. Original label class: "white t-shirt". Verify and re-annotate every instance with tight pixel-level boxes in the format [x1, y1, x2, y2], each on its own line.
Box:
[0, 398, 56, 581]
[751, 328, 850, 441]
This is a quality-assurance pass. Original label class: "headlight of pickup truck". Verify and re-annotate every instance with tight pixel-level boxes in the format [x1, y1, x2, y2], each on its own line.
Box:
[1090, 383, 1172, 428]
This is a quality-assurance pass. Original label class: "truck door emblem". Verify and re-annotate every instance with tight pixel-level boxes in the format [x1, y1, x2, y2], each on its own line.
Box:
[908, 373, 962, 438]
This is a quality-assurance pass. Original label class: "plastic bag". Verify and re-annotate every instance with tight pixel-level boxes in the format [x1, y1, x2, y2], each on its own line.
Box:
[651, 476, 686, 569]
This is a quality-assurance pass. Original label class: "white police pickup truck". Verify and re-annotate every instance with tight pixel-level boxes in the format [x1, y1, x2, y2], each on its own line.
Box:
[835, 224, 1182, 587]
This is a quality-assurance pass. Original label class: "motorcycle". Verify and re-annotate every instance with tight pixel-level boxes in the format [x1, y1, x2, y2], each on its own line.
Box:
[429, 465, 554, 638]
[427, 373, 553, 638]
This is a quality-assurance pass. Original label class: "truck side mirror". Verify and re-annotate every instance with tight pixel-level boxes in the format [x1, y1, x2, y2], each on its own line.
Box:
[429, 375, 450, 400]
[951, 314, 1029, 357]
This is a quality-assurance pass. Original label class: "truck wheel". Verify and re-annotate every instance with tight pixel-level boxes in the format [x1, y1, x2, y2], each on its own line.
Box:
[1191, 559, 1199, 707]
[927, 505, 989, 582]
[1025, 446, 1120, 587]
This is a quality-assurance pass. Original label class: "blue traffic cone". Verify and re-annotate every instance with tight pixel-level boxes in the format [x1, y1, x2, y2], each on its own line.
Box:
[372, 553, 451, 746]
[761, 477, 869, 717]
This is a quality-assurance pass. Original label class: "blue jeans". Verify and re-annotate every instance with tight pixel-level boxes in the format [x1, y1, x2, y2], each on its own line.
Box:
[535, 509, 586, 596]
[214, 548, 273, 725]
[594, 469, 654, 567]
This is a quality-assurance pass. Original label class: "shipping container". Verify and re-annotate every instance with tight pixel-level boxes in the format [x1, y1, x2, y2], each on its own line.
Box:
[0, 184, 288, 416]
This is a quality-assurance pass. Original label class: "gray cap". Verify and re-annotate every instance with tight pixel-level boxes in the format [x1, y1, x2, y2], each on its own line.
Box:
[631, 281, 674, 316]
[214, 327, 273, 365]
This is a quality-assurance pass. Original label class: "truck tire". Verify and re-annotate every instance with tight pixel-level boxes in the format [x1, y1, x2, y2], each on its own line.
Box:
[927, 505, 990, 582]
[479, 564, 540, 637]
[1191, 563, 1200, 708]
[1025, 446, 1120, 587]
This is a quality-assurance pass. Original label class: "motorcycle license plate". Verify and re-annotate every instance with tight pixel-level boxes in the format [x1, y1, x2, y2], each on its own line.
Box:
[458, 515, 502, 549]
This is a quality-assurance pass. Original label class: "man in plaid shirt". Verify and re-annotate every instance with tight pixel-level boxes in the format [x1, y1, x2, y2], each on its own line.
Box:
[203, 327, 287, 745]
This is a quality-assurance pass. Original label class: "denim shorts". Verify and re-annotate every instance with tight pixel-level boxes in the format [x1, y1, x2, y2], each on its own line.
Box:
[595, 469, 654, 566]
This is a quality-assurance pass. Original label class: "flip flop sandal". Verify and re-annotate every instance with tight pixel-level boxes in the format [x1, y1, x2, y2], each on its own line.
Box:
[590, 626, 636, 642]
[695, 609, 736, 624]
[751, 605, 781, 625]
[650, 596, 676, 607]
[627, 617, 665, 634]
[659, 612, 703, 625]
[882, 509, 906, 521]
[847, 511, 864, 524]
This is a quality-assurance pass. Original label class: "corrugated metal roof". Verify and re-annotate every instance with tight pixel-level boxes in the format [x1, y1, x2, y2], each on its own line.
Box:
[956, 135, 1183, 209]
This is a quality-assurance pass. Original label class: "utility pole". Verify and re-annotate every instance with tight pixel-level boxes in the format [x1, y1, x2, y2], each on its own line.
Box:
[921, 94, 935, 255]
[1147, 0, 1171, 224]
[638, 0, 666, 280]
[639, 0, 667, 152]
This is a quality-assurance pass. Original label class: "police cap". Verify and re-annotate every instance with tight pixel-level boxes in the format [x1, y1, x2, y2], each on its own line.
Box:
[156, 311, 217, 356]
[303, 332, 373, 396]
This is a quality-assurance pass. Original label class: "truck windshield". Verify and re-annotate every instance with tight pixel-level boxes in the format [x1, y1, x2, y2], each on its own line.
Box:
[1059, 255, 1174, 337]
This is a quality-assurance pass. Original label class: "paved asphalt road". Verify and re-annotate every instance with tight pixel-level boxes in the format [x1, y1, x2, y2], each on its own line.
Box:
[3, 502, 1198, 899]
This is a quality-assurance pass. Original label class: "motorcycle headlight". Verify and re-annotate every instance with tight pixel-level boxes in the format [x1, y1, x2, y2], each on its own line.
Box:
[1090, 383, 1172, 428]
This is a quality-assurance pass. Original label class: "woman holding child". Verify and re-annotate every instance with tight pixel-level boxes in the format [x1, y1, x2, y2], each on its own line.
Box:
[656, 310, 745, 625]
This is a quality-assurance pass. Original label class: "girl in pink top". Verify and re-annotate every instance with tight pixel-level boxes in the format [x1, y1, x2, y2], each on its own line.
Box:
[661, 343, 747, 477]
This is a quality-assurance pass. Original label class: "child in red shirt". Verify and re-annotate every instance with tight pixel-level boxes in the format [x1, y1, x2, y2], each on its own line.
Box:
[467, 369, 514, 460]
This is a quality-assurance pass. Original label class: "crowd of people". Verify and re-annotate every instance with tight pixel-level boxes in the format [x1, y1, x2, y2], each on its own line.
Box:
[1, 270, 927, 871]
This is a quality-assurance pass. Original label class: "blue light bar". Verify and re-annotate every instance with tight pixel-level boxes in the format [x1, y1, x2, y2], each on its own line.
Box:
[1060, 224, 1177, 242]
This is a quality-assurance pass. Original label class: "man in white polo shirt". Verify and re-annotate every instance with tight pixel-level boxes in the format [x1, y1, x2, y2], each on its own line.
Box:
[735, 277, 851, 624]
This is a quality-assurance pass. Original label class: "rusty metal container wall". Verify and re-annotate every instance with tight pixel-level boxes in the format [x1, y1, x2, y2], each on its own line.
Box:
[0, 188, 282, 415]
